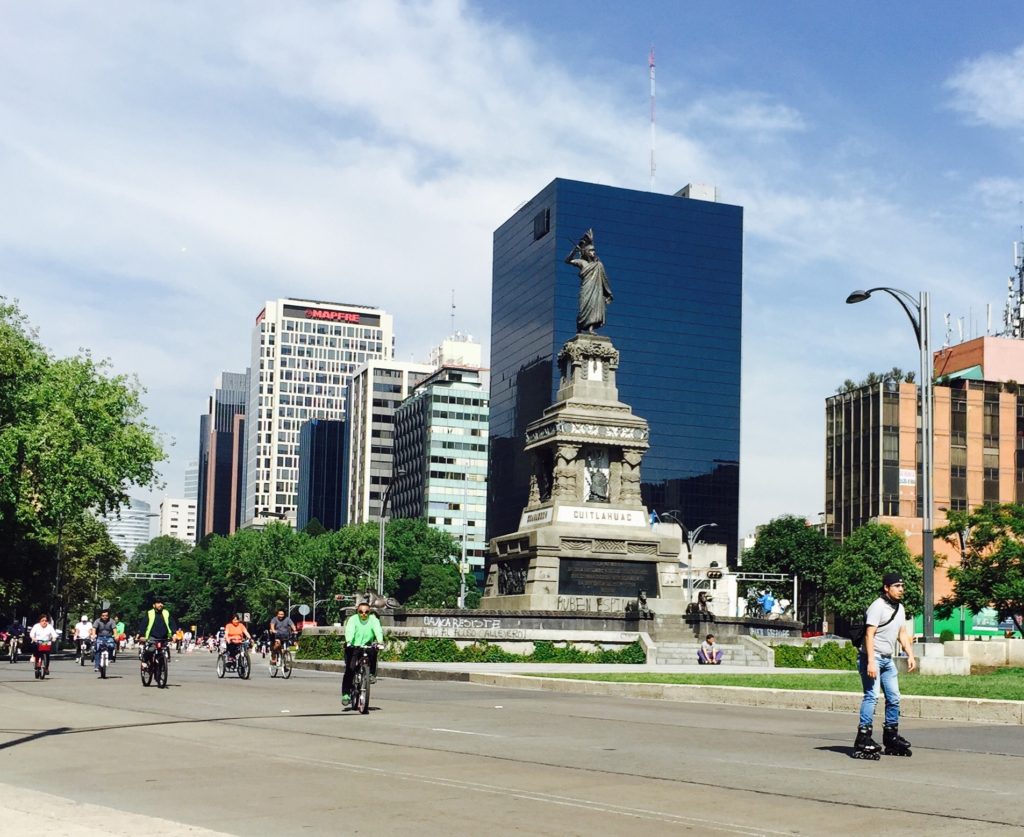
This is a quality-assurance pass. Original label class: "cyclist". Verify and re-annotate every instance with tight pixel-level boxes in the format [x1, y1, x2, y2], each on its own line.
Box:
[73, 615, 93, 661]
[341, 603, 383, 706]
[113, 615, 126, 661]
[91, 608, 118, 674]
[137, 598, 176, 672]
[29, 613, 58, 678]
[173, 627, 185, 653]
[268, 609, 296, 666]
[4, 619, 25, 659]
[223, 615, 251, 667]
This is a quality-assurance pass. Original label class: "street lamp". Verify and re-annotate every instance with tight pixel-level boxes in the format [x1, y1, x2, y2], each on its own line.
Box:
[377, 469, 407, 597]
[265, 577, 292, 616]
[846, 286, 935, 641]
[283, 570, 317, 624]
[338, 561, 374, 590]
[661, 512, 717, 602]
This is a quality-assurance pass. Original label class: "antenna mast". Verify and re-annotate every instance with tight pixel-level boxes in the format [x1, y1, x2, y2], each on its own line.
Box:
[649, 46, 656, 192]
[450, 289, 456, 335]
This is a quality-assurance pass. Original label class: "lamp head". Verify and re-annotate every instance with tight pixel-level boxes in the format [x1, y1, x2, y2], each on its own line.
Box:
[846, 290, 872, 304]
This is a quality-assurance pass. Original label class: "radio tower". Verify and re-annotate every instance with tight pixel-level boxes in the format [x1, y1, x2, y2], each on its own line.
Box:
[649, 46, 656, 192]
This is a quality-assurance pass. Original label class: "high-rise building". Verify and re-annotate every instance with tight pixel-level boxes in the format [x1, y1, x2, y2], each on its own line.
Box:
[183, 460, 199, 502]
[196, 371, 248, 540]
[488, 178, 743, 558]
[243, 299, 394, 527]
[296, 419, 347, 531]
[159, 498, 197, 544]
[99, 497, 154, 560]
[824, 335, 1024, 627]
[345, 359, 435, 524]
[393, 365, 490, 575]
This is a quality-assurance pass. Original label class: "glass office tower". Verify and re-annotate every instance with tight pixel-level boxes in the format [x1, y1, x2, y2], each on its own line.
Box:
[488, 178, 742, 558]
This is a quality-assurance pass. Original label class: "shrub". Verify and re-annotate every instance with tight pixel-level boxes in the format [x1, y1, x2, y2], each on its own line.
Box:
[774, 641, 857, 670]
[939, 629, 955, 643]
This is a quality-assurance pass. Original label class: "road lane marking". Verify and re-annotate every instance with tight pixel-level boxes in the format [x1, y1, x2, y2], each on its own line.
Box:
[431, 727, 499, 737]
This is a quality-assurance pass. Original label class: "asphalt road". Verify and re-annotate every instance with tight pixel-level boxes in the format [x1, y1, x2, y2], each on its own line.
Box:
[1, 650, 1022, 836]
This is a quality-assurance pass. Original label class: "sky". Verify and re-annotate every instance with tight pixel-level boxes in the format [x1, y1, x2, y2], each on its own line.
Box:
[3, 1, 1024, 535]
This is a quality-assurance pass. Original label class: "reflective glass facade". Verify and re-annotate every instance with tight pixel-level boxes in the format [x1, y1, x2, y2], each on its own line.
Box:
[488, 179, 742, 557]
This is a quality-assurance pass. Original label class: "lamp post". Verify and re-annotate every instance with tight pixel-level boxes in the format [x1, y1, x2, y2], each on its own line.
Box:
[266, 578, 292, 617]
[846, 286, 935, 641]
[338, 561, 374, 590]
[662, 512, 717, 602]
[283, 570, 317, 624]
[377, 469, 407, 597]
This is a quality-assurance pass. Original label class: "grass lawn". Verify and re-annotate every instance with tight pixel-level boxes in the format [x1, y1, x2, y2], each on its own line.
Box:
[528, 667, 1024, 701]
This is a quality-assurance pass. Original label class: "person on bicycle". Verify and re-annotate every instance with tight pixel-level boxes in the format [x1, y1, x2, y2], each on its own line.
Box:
[29, 613, 58, 677]
[223, 615, 251, 665]
[137, 598, 176, 670]
[341, 603, 383, 706]
[268, 609, 296, 666]
[73, 615, 93, 659]
[5, 619, 25, 656]
[91, 608, 118, 674]
[113, 615, 126, 661]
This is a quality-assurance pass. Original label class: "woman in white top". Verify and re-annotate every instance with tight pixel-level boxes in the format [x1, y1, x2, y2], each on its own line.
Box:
[29, 613, 59, 678]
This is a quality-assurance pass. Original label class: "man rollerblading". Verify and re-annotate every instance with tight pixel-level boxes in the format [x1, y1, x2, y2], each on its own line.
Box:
[853, 571, 916, 760]
[883, 724, 912, 757]
[852, 724, 881, 760]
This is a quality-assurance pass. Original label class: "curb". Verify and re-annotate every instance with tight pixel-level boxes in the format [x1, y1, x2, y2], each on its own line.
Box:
[293, 660, 1024, 724]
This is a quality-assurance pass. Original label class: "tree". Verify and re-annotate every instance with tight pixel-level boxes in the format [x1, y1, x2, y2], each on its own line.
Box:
[936, 504, 1024, 637]
[743, 515, 836, 625]
[825, 522, 922, 622]
[383, 518, 461, 602]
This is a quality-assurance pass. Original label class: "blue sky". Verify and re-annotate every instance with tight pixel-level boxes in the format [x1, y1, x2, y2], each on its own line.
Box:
[3, 1, 1024, 534]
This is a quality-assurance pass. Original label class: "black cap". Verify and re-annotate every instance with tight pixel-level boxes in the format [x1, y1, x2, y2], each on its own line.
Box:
[882, 572, 904, 587]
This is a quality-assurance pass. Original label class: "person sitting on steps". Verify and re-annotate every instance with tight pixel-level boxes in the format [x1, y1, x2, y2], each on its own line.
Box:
[698, 633, 723, 665]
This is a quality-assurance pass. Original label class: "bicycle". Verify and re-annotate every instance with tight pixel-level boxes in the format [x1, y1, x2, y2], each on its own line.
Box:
[4, 633, 19, 664]
[217, 642, 251, 680]
[268, 638, 293, 679]
[34, 642, 52, 680]
[349, 644, 377, 715]
[95, 636, 115, 679]
[76, 637, 92, 666]
[140, 639, 169, 688]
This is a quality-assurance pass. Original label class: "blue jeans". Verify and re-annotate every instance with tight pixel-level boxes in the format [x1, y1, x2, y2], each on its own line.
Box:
[93, 636, 115, 668]
[858, 652, 901, 726]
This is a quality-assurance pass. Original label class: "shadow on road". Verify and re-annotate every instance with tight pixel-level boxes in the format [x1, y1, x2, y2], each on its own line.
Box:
[0, 726, 73, 751]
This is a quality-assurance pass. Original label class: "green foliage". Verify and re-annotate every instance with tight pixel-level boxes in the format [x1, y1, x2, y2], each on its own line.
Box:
[774, 641, 858, 669]
[939, 629, 955, 643]
[0, 299, 165, 621]
[743, 514, 836, 623]
[302, 518, 327, 537]
[294, 634, 345, 660]
[936, 504, 1024, 637]
[824, 522, 922, 621]
[387, 637, 646, 664]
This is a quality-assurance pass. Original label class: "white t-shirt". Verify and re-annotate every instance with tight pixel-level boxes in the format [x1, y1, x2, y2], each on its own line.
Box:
[74, 621, 92, 640]
[865, 597, 904, 657]
[30, 623, 58, 644]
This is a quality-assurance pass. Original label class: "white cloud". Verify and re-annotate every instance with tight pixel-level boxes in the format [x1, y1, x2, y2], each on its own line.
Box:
[946, 43, 1024, 128]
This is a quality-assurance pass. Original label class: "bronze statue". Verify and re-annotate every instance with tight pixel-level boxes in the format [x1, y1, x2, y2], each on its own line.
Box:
[565, 228, 613, 333]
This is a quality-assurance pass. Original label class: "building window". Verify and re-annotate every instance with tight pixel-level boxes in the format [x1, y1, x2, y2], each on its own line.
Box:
[532, 208, 550, 241]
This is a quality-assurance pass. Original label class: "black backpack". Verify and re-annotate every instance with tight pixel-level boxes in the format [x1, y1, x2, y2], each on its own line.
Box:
[849, 601, 899, 649]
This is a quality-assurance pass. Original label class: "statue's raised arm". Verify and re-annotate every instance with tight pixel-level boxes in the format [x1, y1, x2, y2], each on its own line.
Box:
[564, 228, 613, 333]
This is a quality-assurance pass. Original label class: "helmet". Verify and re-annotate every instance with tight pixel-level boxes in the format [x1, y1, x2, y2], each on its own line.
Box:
[81, 615, 89, 622]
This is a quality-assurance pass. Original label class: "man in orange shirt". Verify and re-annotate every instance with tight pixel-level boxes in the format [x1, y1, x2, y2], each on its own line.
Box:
[224, 614, 251, 667]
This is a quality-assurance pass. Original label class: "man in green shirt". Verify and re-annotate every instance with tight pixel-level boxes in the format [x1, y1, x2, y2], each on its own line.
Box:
[341, 602, 383, 706]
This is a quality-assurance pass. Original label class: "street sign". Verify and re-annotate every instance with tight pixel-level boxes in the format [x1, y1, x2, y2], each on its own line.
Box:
[243, 612, 251, 622]
[298, 604, 311, 616]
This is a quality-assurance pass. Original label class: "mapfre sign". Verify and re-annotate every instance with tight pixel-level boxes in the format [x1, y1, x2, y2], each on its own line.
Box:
[305, 308, 360, 323]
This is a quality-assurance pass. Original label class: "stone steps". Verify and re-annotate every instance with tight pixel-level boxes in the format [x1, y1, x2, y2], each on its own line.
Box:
[653, 641, 766, 667]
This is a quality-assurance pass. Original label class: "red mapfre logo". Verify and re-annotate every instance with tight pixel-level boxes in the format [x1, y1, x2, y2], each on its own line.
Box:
[306, 309, 360, 323]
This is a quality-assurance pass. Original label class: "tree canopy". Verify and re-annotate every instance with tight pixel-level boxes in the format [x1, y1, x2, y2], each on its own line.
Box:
[936, 504, 1024, 637]
[0, 299, 165, 623]
[824, 522, 922, 621]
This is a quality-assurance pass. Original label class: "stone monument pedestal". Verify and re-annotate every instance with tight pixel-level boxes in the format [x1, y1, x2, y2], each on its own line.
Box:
[482, 333, 684, 614]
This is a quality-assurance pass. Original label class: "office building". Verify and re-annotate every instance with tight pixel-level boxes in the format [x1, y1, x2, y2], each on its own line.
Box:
[393, 365, 490, 574]
[99, 497, 154, 560]
[488, 178, 742, 558]
[196, 371, 248, 540]
[345, 359, 435, 524]
[159, 498, 197, 543]
[183, 460, 199, 502]
[296, 418, 346, 531]
[243, 298, 393, 527]
[825, 335, 1024, 628]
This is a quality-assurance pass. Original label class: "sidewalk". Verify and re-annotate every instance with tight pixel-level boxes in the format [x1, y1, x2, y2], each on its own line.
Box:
[295, 660, 1024, 725]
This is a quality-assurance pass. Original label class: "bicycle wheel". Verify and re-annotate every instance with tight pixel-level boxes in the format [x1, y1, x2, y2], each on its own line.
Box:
[238, 652, 250, 680]
[282, 650, 292, 679]
[357, 660, 370, 714]
[216, 654, 226, 678]
[99, 649, 108, 679]
[141, 659, 153, 686]
[156, 657, 168, 688]
[78, 645, 85, 666]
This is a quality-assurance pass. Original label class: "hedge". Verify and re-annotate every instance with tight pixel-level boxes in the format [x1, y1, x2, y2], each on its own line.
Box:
[295, 634, 646, 665]
[774, 641, 858, 670]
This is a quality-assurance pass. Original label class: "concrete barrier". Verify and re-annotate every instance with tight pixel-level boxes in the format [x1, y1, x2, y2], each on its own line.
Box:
[944, 640, 1007, 666]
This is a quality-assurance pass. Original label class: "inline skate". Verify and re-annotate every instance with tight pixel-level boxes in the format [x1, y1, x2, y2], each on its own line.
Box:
[883, 724, 912, 757]
[852, 724, 881, 760]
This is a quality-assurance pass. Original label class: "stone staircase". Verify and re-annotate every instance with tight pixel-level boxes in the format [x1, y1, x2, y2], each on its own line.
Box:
[653, 639, 771, 667]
